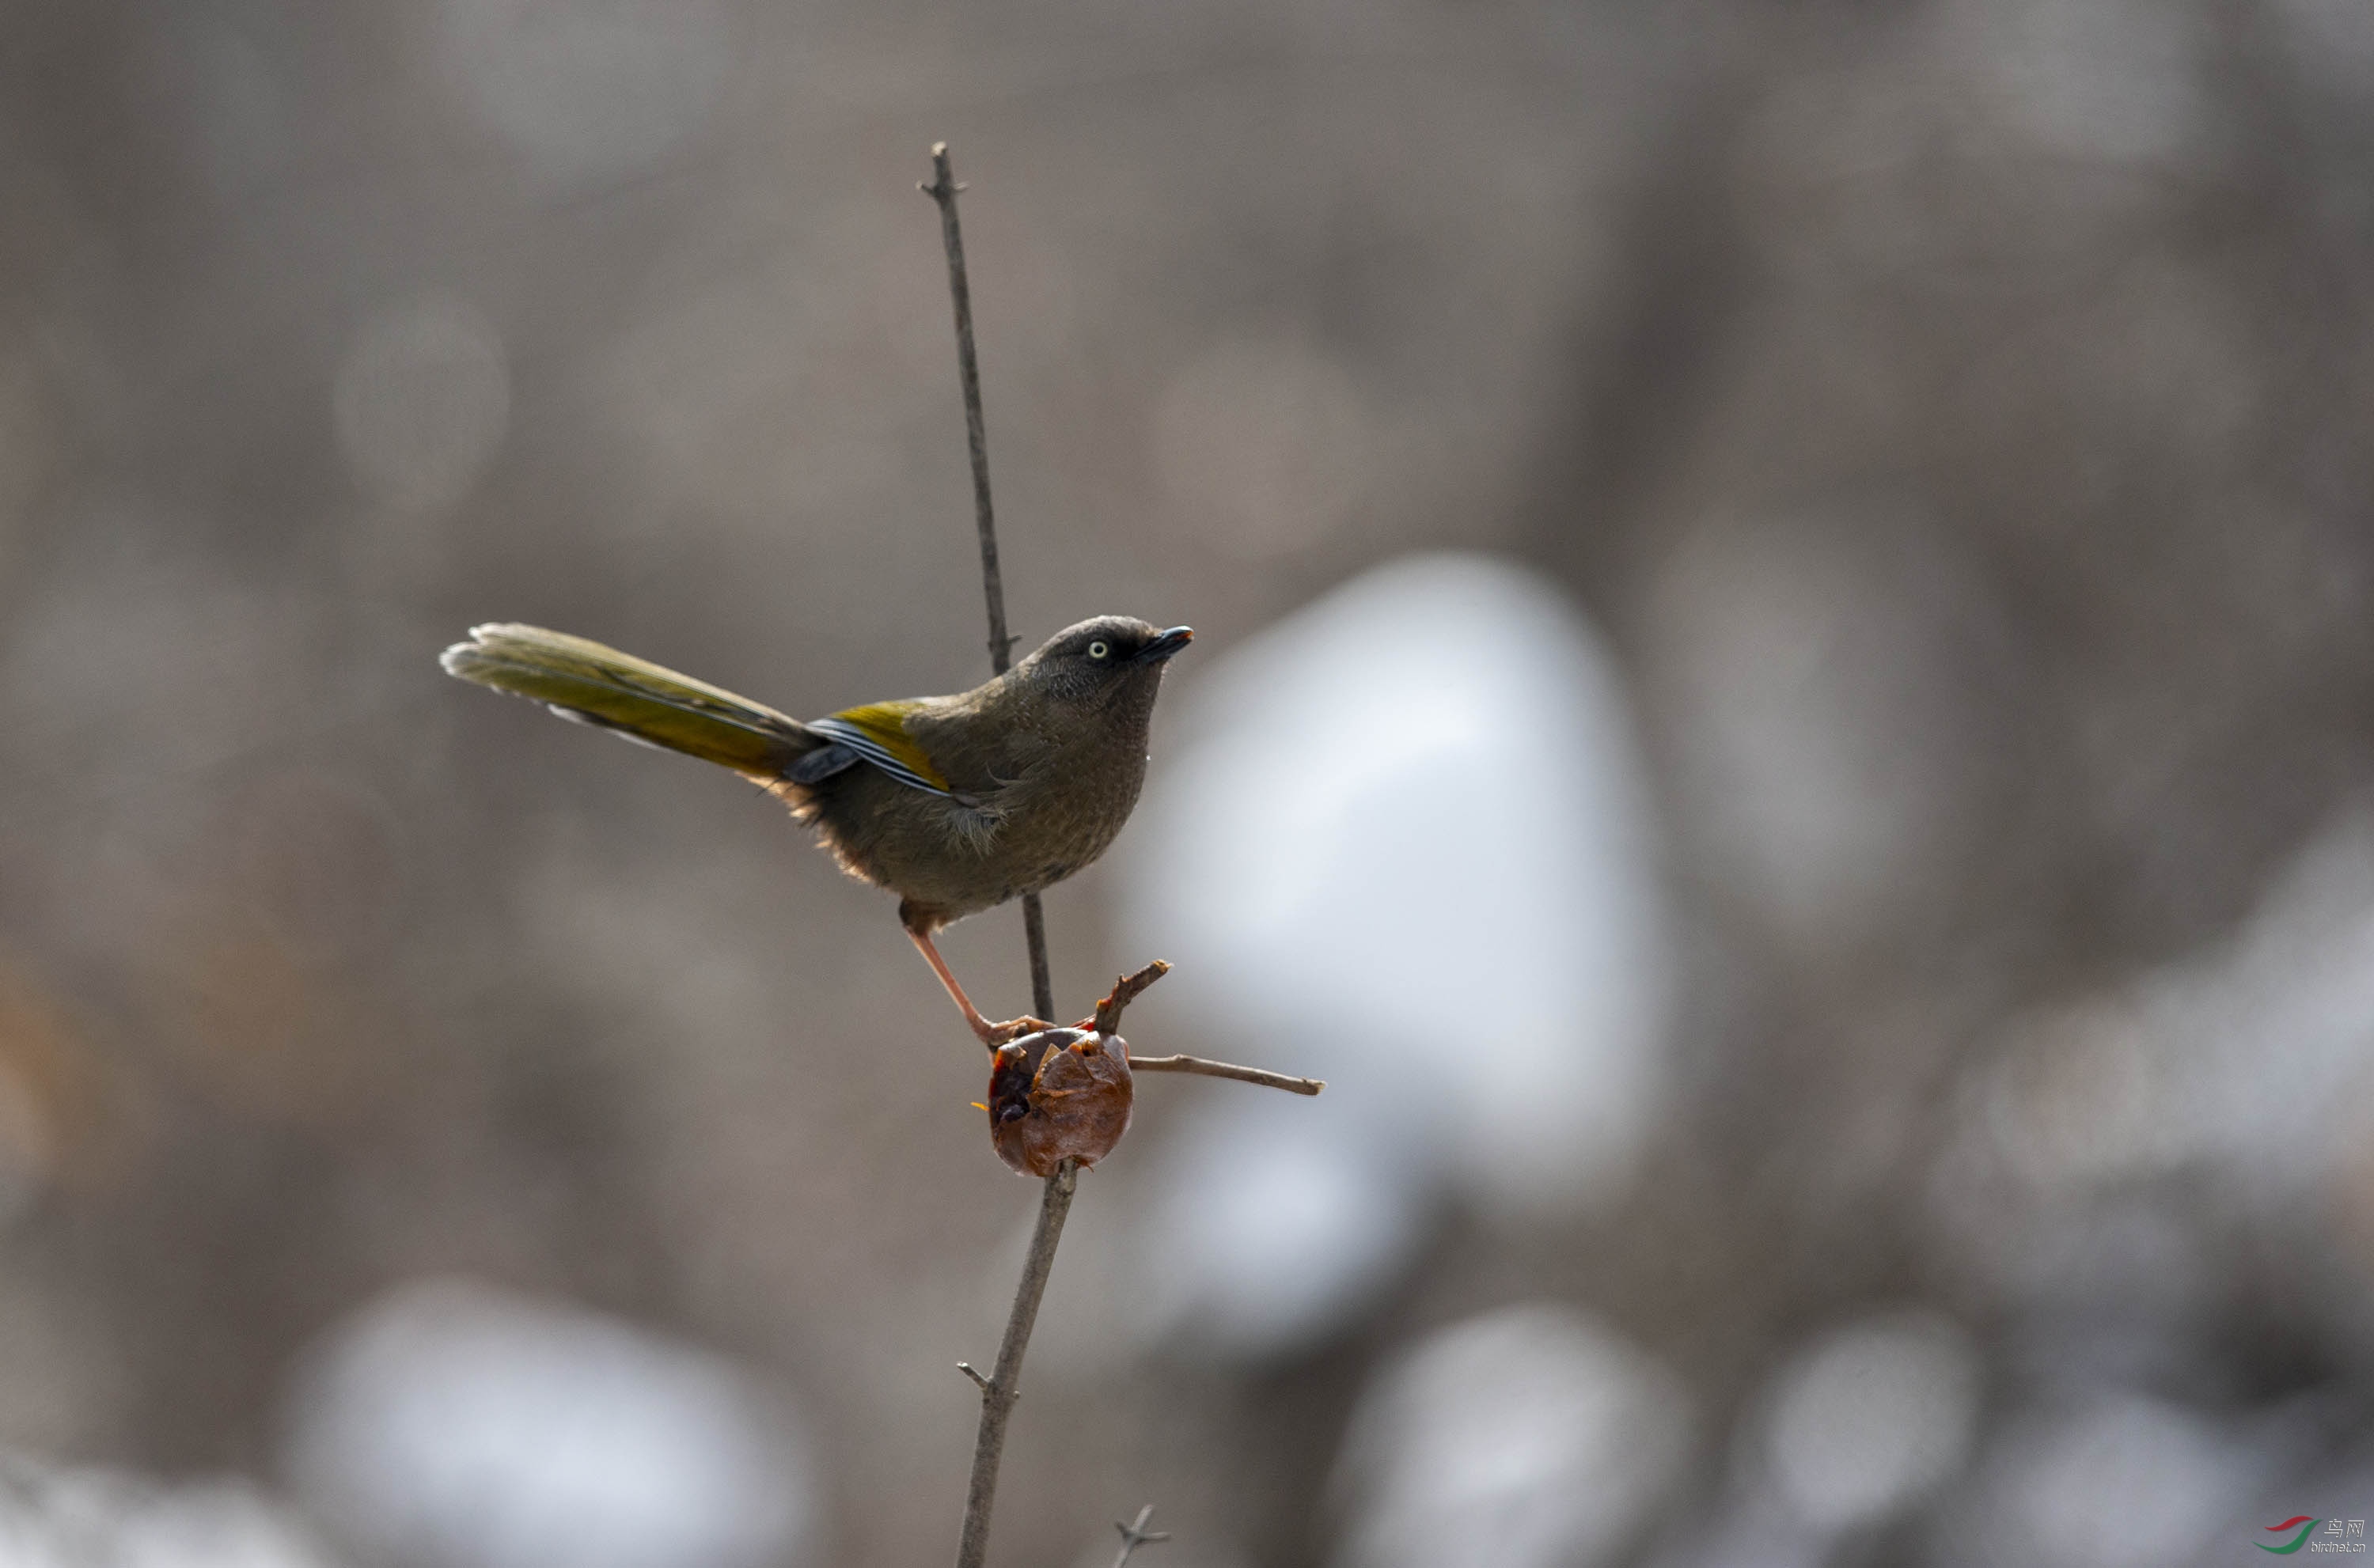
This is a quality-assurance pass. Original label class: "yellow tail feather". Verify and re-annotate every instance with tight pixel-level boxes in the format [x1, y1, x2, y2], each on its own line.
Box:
[441, 623, 814, 780]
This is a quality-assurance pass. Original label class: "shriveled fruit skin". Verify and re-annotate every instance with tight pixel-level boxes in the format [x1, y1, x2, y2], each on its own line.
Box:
[985, 1028, 1135, 1176]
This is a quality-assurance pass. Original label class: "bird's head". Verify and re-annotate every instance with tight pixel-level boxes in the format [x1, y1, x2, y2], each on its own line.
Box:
[1014, 616, 1193, 709]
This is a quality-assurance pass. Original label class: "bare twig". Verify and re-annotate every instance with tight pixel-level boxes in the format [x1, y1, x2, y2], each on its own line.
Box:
[921, 143, 1014, 676]
[1093, 961, 1171, 1035]
[1091, 964, 1320, 1093]
[1019, 896, 1054, 1026]
[1128, 1055, 1326, 1095]
[1111, 1505, 1171, 1567]
[921, 141, 1054, 1029]
[956, 1157, 1079, 1568]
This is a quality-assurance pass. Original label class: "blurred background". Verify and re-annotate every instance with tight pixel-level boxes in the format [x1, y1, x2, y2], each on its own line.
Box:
[2, 0, 2373, 1563]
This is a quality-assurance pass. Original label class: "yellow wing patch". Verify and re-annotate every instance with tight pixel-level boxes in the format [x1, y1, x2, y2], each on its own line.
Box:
[823, 701, 954, 791]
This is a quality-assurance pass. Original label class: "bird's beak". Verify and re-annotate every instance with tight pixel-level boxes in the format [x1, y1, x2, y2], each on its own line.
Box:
[1136, 626, 1194, 665]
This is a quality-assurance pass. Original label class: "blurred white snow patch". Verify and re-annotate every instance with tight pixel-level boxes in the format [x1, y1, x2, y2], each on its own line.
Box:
[283, 1278, 810, 1568]
[1970, 807, 2374, 1203]
[333, 297, 509, 509]
[0, 1457, 338, 1568]
[1762, 1311, 1980, 1532]
[1329, 1304, 1690, 1568]
[1956, 1396, 2250, 1568]
[1136, 1102, 1421, 1358]
[439, 0, 729, 188]
[1122, 553, 1671, 1218]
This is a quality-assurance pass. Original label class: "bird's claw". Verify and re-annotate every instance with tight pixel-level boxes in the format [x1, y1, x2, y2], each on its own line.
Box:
[980, 1014, 1057, 1048]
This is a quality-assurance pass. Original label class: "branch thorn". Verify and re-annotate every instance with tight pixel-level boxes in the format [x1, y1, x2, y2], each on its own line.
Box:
[1111, 1505, 1170, 1566]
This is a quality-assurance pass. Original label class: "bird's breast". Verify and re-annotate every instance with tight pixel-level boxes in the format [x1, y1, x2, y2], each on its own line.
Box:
[796, 713, 1152, 922]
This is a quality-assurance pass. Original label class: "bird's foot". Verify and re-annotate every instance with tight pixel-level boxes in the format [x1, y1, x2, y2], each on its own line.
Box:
[910, 928, 1055, 1051]
[979, 1013, 1057, 1048]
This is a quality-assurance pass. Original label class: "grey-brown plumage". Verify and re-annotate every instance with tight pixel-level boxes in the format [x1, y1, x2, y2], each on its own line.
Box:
[440, 615, 1192, 1040]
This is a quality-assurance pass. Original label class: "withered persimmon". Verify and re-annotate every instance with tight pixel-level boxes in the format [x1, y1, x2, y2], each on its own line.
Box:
[984, 1027, 1134, 1176]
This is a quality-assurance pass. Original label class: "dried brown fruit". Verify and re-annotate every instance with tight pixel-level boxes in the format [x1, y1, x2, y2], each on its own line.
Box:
[985, 1027, 1134, 1176]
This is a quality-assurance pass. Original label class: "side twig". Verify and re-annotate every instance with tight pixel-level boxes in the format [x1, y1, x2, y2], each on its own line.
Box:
[1128, 1055, 1327, 1095]
[1093, 961, 1170, 1034]
[1090, 964, 1320, 1094]
[1111, 1505, 1171, 1567]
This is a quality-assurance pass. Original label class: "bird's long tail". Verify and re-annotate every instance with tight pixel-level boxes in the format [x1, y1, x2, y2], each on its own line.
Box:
[440, 623, 817, 781]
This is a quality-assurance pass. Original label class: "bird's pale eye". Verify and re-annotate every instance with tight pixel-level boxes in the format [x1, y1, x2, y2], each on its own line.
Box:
[1087, 641, 1109, 660]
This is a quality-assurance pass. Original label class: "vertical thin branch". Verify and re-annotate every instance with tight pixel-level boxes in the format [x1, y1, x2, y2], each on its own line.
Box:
[922, 140, 1056, 1024]
[1018, 896, 1054, 1026]
[954, 1158, 1078, 1568]
[923, 138, 1069, 1568]
[923, 141, 1014, 677]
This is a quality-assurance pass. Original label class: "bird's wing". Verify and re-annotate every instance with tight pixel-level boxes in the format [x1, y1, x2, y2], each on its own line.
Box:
[809, 702, 959, 796]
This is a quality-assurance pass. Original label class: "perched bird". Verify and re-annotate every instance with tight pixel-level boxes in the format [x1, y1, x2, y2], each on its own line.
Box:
[439, 617, 1192, 1043]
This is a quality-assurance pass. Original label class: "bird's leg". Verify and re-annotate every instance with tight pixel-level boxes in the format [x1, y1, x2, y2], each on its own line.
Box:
[906, 929, 1052, 1048]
